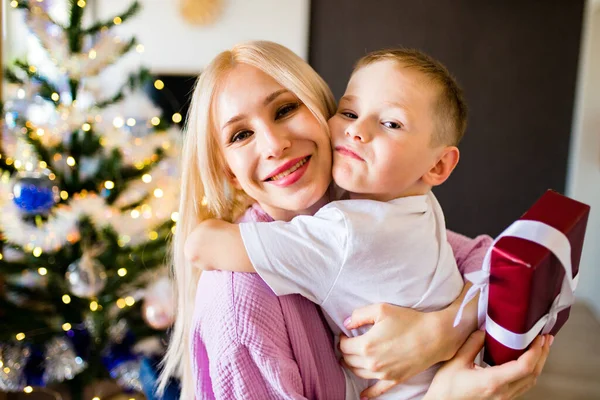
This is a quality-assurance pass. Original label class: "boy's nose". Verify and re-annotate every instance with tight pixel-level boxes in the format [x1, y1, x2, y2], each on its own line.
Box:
[345, 121, 370, 142]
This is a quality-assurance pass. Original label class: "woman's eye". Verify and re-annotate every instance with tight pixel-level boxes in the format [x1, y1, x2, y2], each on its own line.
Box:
[383, 121, 402, 129]
[231, 130, 253, 143]
[341, 111, 358, 119]
[276, 102, 299, 119]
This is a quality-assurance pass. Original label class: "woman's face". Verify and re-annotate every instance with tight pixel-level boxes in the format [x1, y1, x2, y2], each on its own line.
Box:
[215, 64, 332, 221]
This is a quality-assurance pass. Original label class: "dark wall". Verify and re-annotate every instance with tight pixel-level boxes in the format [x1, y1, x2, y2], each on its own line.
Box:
[309, 0, 584, 237]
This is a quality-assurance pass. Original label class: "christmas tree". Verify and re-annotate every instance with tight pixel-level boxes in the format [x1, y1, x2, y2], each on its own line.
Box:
[0, 0, 180, 397]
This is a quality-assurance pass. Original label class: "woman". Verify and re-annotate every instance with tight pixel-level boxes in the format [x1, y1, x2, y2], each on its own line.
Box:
[159, 41, 549, 399]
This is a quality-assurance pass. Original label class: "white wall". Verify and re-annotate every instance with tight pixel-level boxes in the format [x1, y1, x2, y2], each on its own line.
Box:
[96, 0, 311, 74]
[567, 0, 600, 317]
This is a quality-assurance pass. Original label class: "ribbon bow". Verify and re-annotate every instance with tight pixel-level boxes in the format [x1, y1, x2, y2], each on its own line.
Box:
[453, 220, 578, 350]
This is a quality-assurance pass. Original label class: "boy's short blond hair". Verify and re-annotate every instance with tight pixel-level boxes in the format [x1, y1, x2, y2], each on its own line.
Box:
[354, 49, 467, 146]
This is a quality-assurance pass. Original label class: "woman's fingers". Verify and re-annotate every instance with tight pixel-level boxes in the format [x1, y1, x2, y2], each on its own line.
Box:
[340, 359, 375, 380]
[453, 330, 485, 366]
[360, 379, 398, 399]
[339, 333, 369, 356]
[343, 303, 385, 330]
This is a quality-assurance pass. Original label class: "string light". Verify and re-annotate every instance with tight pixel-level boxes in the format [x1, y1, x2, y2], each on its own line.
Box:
[172, 113, 182, 123]
[33, 247, 42, 257]
[24, 386, 33, 393]
[16, 333, 25, 341]
[130, 210, 140, 218]
[38, 267, 47, 276]
[82, 123, 91, 131]
[125, 296, 135, 306]
[136, 44, 145, 53]
[0, 253, 3, 260]
[171, 226, 176, 234]
[88, 49, 96, 59]
[39, 161, 47, 168]
[29, 65, 37, 73]
[90, 301, 98, 311]
[66, 157, 76, 167]
[116, 298, 126, 309]
[154, 188, 163, 198]
[104, 181, 115, 190]
[60, 191, 69, 200]
[92, 397, 101, 400]
[154, 80, 165, 90]
[113, 17, 122, 25]
[62, 323, 72, 331]
[141, 174, 152, 183]
[51, 92, 60, 101]
[151, 117, 161, 126]
[62, 294, 71, 304]
[10, 1, 18, 8]
[117, 268, 127, 277]
[126, 118, 136, 127]
[113, 117, 124, 128]
[53, 154, 63, 161]
[77, 0, 86, 7]
[171, 212, 179, 222]
[148, 231, 158, 240]
[49, 173, 56, 180]
[14, 160, 22, 169]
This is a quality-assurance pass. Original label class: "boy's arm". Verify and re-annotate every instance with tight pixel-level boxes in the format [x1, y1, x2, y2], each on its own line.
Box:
[184, 219, 256, 273]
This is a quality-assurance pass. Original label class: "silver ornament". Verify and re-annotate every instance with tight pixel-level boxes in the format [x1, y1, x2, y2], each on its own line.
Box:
[0, 344, 30, 391]
[65, 255, 107, 298]
[110, 360, 142, 392]
[142, 276, 175, 330]
[43, 337, 87, 383]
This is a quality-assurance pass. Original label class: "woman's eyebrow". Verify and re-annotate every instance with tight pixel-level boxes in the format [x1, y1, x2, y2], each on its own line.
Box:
[264, 89, 289, 106]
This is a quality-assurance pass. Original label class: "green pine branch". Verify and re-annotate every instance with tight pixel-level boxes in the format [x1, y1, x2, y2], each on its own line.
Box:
[82, 1, 141, 36]
[13, 61, 60, 106]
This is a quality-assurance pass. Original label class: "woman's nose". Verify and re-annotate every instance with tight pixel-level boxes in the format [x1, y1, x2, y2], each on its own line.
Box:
[259, 125, 291, 159]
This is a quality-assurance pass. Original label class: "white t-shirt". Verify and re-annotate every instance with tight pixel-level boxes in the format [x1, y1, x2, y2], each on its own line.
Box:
[239, 192, 463, 400]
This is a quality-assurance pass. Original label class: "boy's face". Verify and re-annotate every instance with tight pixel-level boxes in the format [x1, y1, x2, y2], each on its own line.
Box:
[328, 60, 446, 201]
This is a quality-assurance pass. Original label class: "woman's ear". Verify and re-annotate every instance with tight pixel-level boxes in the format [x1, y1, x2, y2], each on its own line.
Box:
[226, 169, 242, 190]
[422, 146, 460, 187]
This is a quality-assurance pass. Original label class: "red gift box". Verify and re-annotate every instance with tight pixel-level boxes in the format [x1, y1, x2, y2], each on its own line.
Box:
[483, 190, 590, 365]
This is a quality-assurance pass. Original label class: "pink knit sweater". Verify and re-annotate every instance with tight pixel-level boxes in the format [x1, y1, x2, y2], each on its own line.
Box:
[190, 204, 492, 399]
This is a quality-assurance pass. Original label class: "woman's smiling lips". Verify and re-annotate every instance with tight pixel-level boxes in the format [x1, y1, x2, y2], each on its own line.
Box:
[335, 146, 364, 161]
[264, 155, 311, 187]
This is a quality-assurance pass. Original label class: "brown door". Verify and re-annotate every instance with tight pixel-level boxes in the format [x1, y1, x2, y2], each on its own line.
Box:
[309, 0, 584, 236]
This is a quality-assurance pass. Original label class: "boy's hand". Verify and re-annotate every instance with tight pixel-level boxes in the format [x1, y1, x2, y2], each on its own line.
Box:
[184, 219, 255, 273]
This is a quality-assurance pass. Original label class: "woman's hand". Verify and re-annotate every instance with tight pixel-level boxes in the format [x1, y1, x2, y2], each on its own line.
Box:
[339, 285, 478, 398]
[424, 330, 551, 400]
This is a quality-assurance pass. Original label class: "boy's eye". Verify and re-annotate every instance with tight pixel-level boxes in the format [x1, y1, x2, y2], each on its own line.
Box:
[383, 121, 402, 129]
[341, 111, 358, 119]
[276, 102, 300, 119]
[231, 130, 253, 143]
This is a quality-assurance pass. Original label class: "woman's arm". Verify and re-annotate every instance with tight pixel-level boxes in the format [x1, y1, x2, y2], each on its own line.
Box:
[423, 331, 551, 400]
[339, 230, 491, 398]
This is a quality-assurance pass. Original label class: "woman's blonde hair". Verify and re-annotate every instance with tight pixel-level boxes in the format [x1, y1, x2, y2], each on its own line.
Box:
[157, 40, 336, 397]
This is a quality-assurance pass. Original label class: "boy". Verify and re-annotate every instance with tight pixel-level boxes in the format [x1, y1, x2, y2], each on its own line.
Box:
[186, 49, 468, 399]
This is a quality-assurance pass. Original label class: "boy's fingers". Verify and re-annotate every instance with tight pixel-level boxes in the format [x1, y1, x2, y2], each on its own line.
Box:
[361, 379, 398, 399]
[343, 304, 380, 330]
[453, 330, 485, 365]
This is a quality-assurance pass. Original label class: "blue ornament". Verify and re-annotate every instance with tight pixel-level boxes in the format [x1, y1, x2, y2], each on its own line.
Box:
[12, 171, 57, 214]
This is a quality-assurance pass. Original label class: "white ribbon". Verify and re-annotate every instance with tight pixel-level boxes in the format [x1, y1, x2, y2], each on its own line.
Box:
[453, 220, 578, 350]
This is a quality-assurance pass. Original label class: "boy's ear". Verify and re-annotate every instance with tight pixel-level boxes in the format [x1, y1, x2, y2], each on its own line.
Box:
[422, 146, 460, 187]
